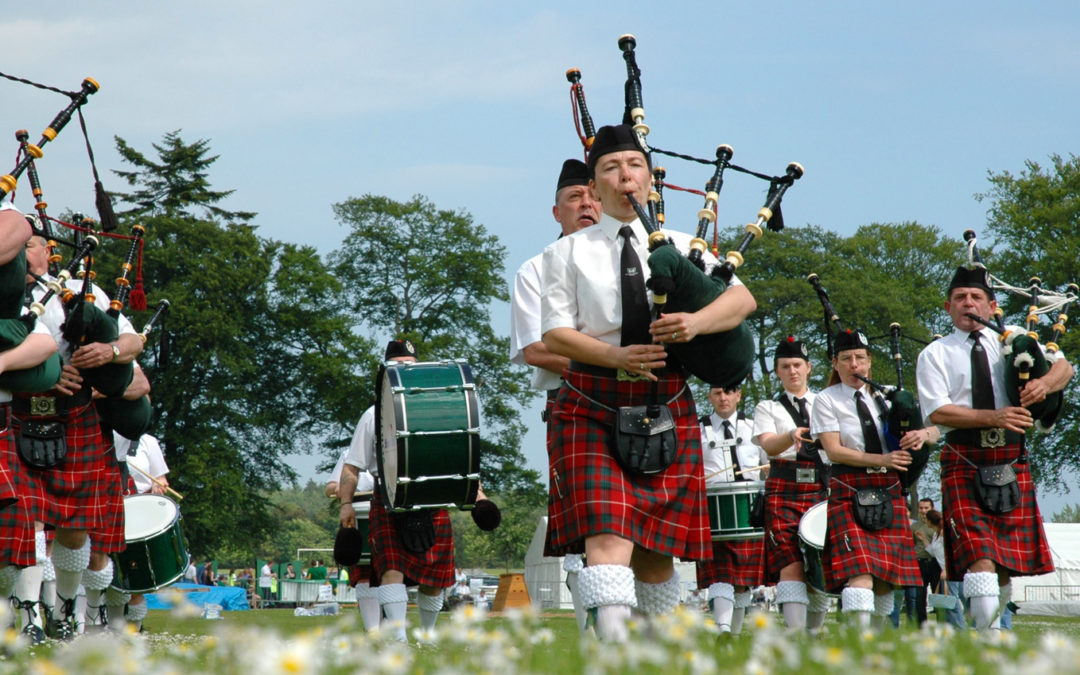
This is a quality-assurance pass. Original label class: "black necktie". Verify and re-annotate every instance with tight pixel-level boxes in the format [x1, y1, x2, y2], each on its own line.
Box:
[794, 396, 809, 426]
[969, 332, 996, 410]
[618, 225, 651, 346]
[855, 390, 884, 454]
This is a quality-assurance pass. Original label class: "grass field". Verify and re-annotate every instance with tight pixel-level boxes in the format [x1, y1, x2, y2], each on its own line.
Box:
[9, 604, 1080, 674]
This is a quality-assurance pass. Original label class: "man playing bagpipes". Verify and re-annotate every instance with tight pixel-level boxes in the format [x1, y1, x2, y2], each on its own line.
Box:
[0, 202, 65, 644]
[509, 158, 600, 634]
[540, 124, 756, 642]
[916, 266, 1074, 630]
[7, 232, 143, 639]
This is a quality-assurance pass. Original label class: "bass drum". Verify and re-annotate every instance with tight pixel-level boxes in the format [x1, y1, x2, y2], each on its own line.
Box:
[706, 481, 764, 541]
[111, 494, 189, 593]
[375, 360, 481, 511]
[798, 500, 836, 596]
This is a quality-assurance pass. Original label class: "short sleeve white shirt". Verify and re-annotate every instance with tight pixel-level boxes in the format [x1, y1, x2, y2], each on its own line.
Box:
[750, 390, 817, 461]
[810, 382, 888, 455]
[700, 412, 767, 483]
[509, 252, 562, 391]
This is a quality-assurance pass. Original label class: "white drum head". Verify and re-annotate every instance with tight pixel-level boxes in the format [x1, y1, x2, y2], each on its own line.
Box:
[123, 495, 179, 541]
[798, 500, 828, 548]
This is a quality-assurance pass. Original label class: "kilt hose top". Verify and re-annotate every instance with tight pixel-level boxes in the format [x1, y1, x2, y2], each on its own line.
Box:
[940, 441, 1052, 579]
[367, 496, 456, 589]
[822, 468, 922, 593]
[763, 459, 826, 582]
[545, 366, 711, 561]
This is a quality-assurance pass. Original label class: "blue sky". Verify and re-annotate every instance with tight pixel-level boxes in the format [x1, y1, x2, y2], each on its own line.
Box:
[2, 2, 1078, 511]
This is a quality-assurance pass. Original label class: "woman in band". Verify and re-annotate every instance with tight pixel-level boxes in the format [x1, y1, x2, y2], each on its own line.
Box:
[751, 336, 832, 631]
[541, 124, 756, 641]
[810, 329, 927, 630]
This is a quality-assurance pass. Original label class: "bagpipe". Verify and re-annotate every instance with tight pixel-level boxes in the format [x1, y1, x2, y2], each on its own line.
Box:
[806, 273, 929, 488]
[566, 35, 804, 387]
[960, 229, 1075, 430]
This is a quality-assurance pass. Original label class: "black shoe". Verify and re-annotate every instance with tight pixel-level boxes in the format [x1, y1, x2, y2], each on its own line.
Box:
[47, 596, 77, 642]
[20, 623, 46, 645]
[1007, 601, 1020, 614]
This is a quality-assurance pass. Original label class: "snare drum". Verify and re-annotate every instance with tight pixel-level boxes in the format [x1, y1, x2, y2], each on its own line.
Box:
[376, 360, 481, 511]
[798, 500, 835, 596]
[706, 481, 764, 540]
[110, 494, 188, 593]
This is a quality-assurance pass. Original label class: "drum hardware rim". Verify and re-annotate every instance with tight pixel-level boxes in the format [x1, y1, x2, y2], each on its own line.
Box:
[397, 472, 480, 484]
[397, 428, 480, 438]
[393, 384, 476, 394]
[391, 501, 476, 512]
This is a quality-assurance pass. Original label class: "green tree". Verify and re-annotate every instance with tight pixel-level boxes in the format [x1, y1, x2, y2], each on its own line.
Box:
[978, 154, 1080, 490]
[1052, 503, 1080, 523]
[110, 133, 374, 559]
[450, 490, 546, 571]
[329, 194, 541, 496]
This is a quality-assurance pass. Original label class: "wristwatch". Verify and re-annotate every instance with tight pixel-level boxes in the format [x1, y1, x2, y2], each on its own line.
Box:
[110, 344, 121, 362]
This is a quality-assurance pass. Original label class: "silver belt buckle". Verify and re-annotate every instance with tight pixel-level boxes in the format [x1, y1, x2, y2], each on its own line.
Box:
[30, 395, 57, 417]
[795, 468, 816, 484]
[866, 466, 888, 474]
[980, 428, 1006, 448]
[617, 369, 648, 382]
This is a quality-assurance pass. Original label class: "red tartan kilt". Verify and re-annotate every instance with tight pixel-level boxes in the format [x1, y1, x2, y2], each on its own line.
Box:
[941, 442, 1052, 579]
[367, 497, 455, 589]
[546, 368, 711, 561]
[763, 461, 826, 581]
[696, 536, 765, 588]
[9, 403, 109, 532]
[89, 451, 126, 554]
[822, 469, 922, 592]
[348, 563, 376, 587]
[0, 415, 37, 567]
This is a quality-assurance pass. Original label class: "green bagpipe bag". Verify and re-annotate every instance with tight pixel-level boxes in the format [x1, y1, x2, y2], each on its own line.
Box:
[882, 389, 929, 489]
[0, 315, 63, 393]
[61, 299, 133, 398]
[96, 395, 152, 440]
[646, 245, 755, 388]
[1003, 332, 1063, 430]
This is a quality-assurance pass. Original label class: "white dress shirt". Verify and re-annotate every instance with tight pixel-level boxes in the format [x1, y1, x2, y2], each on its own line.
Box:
[915, 325, 1049, 432]
[330, 444, 375, 493]
[810, 382, 888, 455]
[509, 252, 561, 391]
[117, 433, 170, 493]
[750, 390, 817, 461]
[540, 212, 739, 345]
[700, 411, 768, 483]
[28, 277, 137, 357]
[343, 405, 379, 475]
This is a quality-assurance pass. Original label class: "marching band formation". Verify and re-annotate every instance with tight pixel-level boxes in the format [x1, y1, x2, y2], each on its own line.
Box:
[1, 34, 1075, 651]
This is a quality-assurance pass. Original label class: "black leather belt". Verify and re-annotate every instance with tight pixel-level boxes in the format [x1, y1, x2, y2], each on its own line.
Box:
[945, 428, 1024, 449]
[12, 389, 92, 418]
[546, 388, 561, 400]
[769, 460, 819, 484]
[832, 464, 891, 476]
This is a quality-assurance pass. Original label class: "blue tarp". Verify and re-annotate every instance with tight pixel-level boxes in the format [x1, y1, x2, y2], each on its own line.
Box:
[144, 583, 250, 611]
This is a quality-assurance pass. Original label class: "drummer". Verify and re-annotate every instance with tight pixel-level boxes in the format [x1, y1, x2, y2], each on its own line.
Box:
[541, 124, 756, 641]
[326, 447, 381, 631]
[338, 339, 456, 642]
[750, 336, 831, 631]
[810, 329, 927, 630]
[695, 384, 768, 635]
[509, 158, 599, 635]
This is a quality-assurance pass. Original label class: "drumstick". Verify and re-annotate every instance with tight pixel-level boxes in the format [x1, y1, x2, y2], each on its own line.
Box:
[127, 462, 183, 501]
[705, 463, 770, 481]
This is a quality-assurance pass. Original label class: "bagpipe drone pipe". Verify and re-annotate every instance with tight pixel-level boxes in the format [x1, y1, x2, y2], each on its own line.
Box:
[566, 35, 804, 387]
[960, 229, 1075, 431]
[806, 273, 930, 489]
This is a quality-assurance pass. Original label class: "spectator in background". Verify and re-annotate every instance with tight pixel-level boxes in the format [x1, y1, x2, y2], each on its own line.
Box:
[184, 559, 198, 583]
[913, 498, 942, 626]
[925, 509, 967, 629]
[259, 560, 275, 603]
[285, 564, 297, 580]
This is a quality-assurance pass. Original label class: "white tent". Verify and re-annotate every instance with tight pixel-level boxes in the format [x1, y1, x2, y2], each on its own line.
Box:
[1009, 523, 1080, 617]
[523, 516, 700, 611]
